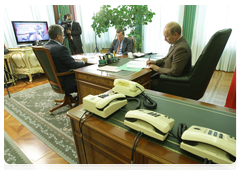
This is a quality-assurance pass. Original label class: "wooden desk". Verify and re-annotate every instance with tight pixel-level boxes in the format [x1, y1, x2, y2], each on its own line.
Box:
[66, 90, 236, 164]
[74, 55, 152, 104]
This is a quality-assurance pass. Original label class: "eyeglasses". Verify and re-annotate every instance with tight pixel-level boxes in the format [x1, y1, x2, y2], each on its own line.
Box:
[117, 35, 123, 38]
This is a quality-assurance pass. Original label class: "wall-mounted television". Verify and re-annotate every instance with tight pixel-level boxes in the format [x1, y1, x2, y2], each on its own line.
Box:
[11, 21, 49, 46]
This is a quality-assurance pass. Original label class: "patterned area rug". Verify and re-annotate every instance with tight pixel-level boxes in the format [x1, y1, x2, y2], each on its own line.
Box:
[4, 131, 32, 164]
[4, 84, 78, 164]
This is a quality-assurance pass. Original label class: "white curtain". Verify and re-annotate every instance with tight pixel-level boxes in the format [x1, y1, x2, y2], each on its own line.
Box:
[75, 5, 132, 53]
[191, 5, 236, 72]
[142, 5, 184, 54]
[4, 5, 55, 48]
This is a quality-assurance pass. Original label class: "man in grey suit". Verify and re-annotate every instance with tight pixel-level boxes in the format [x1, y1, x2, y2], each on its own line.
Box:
[65, 13, 84, 54]
[108, 29, 133, 55]
[147, 22, 192, 90]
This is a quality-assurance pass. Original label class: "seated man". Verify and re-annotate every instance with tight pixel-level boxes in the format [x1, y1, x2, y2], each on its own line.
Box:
[146, 21, 192, 91]
[108, 29, 133, 55]
[43, 24, 87, 97]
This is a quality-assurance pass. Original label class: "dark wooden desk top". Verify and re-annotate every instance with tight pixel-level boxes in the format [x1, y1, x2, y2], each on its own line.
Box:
[67, 89, 235, 164]
[74, 54, 152, 81]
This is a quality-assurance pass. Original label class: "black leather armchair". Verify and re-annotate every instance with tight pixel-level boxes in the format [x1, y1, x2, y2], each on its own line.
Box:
[154, 28, 232, 100]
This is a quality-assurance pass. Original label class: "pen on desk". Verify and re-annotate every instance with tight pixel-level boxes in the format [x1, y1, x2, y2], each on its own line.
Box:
[147, 55, 151, 66]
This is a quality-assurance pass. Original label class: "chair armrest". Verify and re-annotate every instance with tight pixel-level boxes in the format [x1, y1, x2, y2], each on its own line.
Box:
[56, 70, 75, 77]
[159, 74, 190, 83]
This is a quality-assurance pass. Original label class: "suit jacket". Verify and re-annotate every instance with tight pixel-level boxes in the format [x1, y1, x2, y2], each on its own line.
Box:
[108, 38, 133, 55]
[156, 36, 192, 76]
[43, 40, 85, 95]
[71, 21, 83, 53]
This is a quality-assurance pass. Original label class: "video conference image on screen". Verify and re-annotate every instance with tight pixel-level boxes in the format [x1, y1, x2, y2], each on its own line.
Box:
[13, 22, 49, 42]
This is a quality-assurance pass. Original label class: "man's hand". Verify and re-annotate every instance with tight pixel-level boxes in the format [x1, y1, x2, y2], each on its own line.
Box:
[66, 30, 71, 34]
[81, 57, 88, 63]
[146, 60, 156, 66]
[76, 57, 87, 63]
[149, 64, 159, 72]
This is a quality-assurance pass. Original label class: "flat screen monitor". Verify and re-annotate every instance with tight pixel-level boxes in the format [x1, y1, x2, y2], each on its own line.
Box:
[11, 21, 49, 46]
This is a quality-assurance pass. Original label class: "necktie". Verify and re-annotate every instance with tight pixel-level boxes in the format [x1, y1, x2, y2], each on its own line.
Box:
[116, 41, 121, 54]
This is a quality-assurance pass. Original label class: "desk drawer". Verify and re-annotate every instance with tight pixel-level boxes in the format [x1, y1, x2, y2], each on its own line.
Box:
[133, 72, 151, 89]
[76, 73, 114, 88]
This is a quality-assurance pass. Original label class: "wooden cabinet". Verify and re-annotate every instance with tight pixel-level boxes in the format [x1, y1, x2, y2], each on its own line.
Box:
[67, 90, 236, 164]
[7, 47, 44, 83]
[67, 102, 199, 164]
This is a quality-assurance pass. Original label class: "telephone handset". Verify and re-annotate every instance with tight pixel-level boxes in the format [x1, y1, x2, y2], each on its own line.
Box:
[112, 79, 145, 97]
[83, 93, 127, 118]
[124, 109, 175, 141]
[180, 125, 236, 164]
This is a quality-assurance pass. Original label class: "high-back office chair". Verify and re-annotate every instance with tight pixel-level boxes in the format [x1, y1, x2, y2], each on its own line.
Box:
[32, 46, 79, 114]
[126, 37, 135, 52]
[154, 28, 232, 100]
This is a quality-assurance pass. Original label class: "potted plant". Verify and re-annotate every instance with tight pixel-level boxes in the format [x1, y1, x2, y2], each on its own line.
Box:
[91, 5, 155, 52]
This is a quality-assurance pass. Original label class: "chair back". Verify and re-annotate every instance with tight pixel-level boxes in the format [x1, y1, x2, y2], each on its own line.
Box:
[32, 46, 64, 94]
[126, 37, 135, 52]
[189, 28, 232, 98]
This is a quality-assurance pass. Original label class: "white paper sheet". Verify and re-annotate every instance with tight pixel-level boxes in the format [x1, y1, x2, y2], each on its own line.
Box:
[126, 61, 149, 68]
[97, 66, 121, 72]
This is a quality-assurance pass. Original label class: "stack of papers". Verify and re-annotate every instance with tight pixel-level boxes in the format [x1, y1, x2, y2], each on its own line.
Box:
[133, 53, 145, 57]
[97, 66, 121, 72]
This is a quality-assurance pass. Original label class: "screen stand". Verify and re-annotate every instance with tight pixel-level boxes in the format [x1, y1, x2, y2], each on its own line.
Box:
[18, 44, 32, 48]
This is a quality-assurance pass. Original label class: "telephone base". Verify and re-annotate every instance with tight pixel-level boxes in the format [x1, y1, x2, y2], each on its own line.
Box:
[83, 94, 127, 118]
[124, 119, 168, 141]
[180, 141, 234, 164]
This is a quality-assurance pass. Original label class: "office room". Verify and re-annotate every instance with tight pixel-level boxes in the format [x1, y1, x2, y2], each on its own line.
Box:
[3, 3, 238, 170]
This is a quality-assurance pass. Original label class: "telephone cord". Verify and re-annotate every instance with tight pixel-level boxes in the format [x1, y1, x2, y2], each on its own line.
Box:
[119, 97, 141, 112]
[207, 160, 212, 170]
[168, 123, 188, 142]
[203, 158, 212, 170]
[136, 86, 157, 109]
[79, 111, 94, 164]
[131, 131, 143, 164]
[203, 158, 208, 170]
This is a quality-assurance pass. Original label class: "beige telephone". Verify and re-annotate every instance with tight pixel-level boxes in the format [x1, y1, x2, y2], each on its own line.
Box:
[112, 79, 145, 97]
[124, 109, 175, 141]
[83, 93, 127, 118]
[180, 125, 236, 164]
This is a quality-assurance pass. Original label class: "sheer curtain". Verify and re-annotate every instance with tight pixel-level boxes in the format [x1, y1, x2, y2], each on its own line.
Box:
[142, 5, 184, 54]
[75, 5, 131, 53]
[191, 5, 236, 72]
[4, 5, 55, 48]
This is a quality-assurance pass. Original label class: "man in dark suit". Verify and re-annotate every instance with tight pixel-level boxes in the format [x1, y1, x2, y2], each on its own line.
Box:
[65, 13, 84, 54]
[147, 22, 192, 90]
[43, 24, 87, 96]
[108, 29, 133, 55]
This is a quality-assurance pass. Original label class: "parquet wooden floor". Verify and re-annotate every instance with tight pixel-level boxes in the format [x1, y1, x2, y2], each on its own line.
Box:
[4, 71, 234, 164]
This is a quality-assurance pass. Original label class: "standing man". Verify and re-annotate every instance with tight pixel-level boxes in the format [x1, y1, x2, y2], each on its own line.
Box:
[65, 13, 84, 54]
[43, 24, 87, 97]
[108, 29, 133, 55]
[146, 21, 192, 90]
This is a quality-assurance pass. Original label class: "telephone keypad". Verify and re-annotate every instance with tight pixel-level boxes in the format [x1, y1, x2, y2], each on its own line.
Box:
[219, 133, 223, 139]
[208, 130, 212, 135]
[98, 94, 109, 98]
